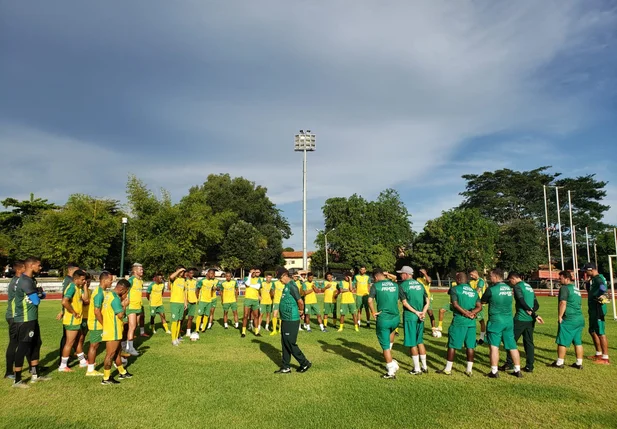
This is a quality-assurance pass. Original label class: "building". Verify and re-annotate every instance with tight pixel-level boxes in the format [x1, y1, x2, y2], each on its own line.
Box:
[282, 251, 314, 272]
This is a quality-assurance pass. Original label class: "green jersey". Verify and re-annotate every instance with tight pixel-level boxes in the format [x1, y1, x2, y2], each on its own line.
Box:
[398, 279, 427, 321]
[559, 283, 584, 325]
[513, 281, 536, 322]
[450, 283, 480, 327]
[481, 282, 513, 325]
[12, 275, 39, 323]
[5, 276, 18, 321]
[588, 274, 608, 314]
[279, 280, 301, 321]
[368, 280, 400, 321]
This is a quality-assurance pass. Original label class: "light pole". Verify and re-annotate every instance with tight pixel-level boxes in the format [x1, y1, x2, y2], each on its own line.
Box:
[568, 191, 578, 286]
[555, 186, 566, 270]
[585, 226, 591, 263]
[120, 217, 128, 278]
[317, 228, 335, 272]
[294, 130, 316, 271]
[543, 185, 554, 295]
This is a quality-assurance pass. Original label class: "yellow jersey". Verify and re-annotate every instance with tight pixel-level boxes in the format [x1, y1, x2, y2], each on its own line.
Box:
[186, 278, 198, 303]
[128, 276, 144, 310]
[219, 280, 238, 303]
[470, 278, 487, 298]
[82, 287, 90, 319]
[273, 280, 285, 304]
[197, 279, 218, 303]
[88, 286, 105, 331]
[338, 281, 355, 304]
[147, 282, 165, 307]
[323, 281, 338, 303]
[101, 290, 124, 342]
[170, 278, 186, 304]
[302, 281, 318, 305]
[417, 277, 431, 299]
[260, 281, 273, 304]
[353, 274, 371, 296]
[62, 283, 83, 326]
[244, 276, 262, 300]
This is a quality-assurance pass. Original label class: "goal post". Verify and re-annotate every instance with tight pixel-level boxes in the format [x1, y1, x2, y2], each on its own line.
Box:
[609, 255, 617, 321]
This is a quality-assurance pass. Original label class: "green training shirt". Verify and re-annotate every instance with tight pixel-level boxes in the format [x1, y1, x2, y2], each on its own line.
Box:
[559, 283, 584, 326]
[450, 283, 480, 327]
[481, 282, 513, 325]
[12, 274, 39, 323]
[5, 276, 19, 321]
[398, 279, 427, 321]
[279, 280, 301, 322]
[369, 280, 400, 321]
[513, 281, 536, 322]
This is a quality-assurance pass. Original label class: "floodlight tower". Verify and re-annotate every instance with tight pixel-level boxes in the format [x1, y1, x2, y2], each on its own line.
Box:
[294, 130, 316, 271]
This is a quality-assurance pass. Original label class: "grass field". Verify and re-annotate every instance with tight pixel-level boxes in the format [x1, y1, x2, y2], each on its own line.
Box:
[1, 294, 616, 429]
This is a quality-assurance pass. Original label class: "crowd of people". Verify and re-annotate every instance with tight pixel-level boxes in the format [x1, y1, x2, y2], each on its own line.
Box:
[3, 258, 612, 386]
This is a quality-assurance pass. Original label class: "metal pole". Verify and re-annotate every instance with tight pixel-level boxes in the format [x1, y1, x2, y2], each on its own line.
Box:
[614, 228, 617, 254]
[324, 233, 329, 272]
[609, 255, 617, 321]
[568, 191, 577, 286]
[556, 187, 565, 271]
[594, 242, 598, 267]
[585, 227, 591, 263]
[543, 185, 554, 296]
[120, 222, 127, 278]
[302, 149, 307, 271]
[573, 225, 579, 287]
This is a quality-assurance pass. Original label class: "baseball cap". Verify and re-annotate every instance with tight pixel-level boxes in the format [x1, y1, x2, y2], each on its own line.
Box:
[582, 263, 597, 271]
[396, 266, 414, 275]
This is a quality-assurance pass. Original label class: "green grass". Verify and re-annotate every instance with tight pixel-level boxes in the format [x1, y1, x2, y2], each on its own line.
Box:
[1, 294, 617, 429]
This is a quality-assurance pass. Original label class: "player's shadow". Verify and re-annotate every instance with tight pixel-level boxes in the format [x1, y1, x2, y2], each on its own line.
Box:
[252, 339, 281, 367]
[317, 340, 383, 374]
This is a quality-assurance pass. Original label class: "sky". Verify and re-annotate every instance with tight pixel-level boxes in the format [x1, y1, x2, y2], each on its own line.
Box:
[1, 1, 616, 250]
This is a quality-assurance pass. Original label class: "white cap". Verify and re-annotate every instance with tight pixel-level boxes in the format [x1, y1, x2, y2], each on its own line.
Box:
[396, 266, 414, 275]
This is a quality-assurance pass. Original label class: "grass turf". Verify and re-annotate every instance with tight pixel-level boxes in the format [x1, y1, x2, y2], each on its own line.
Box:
[1, 294, 616, 429]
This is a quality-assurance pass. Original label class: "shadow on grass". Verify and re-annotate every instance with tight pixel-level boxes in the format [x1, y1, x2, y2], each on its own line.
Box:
[317, 340, 384, 375]
[252, 339, 281, 367]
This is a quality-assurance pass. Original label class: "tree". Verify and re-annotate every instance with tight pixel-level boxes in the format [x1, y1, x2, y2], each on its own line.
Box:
[220, 220, 264, 274]
[496, 219, 545, 274]
[283, 247, 295, 252]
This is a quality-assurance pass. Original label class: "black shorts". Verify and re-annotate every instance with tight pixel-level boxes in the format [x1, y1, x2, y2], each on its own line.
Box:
[15, 320, 41, 343]
[7, 318, 18, 340]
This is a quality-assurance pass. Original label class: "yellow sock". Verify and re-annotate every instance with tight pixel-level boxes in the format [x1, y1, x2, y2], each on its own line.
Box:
[355, 324, 359, 332]
[163, 322, 169, 332]
[242, 327, 246, 335]
[272, 317, 278, 332]
[117, 365, 127, 375]
[195, 316, 203, 331]
[324, 318, 328, 327]
[438, 321, 443, 329]
[279, 319, 282, 331]
[395, 327, 399, 333]
[171, 321, 179, 341]
[203, 316, 209, 330]
[176, 320, 182, 338]
[103, 369, 111, 380]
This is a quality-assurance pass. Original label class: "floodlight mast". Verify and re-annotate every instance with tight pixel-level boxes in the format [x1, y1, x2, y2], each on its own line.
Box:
[294, 130, 316, 271]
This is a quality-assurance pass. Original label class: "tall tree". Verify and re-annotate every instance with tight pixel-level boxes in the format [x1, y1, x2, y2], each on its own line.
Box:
[496, 219, 546, 274]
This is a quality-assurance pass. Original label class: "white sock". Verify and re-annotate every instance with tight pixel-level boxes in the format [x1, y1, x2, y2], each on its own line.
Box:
[576, 358, 583, 365]
[207, 323, 212, 329]
[187, 329, 191, 335]
[59, 357, 69, 369]
[77, 352, 86, 363]
[224, 323, 228, 328]
[466, 361, 473, 372]
[127, 340, 133, 351]
[87, 364, 94, 372]
[412, 355, 420, 372]
[140, 327, 145, 335]
[357, 320, 361, 326]
[420, 355, 427, 370]
[514, 365, 520, 372]
[556, 358, 564, 366]
[445, 361, 453, 372]
[603, 354, 609, 360]
[389, 343, 393, 351]
[320, 324, 324, 331]
[234, 322, 239, 328]
[491, 366, 498, 374]
[596, 351, 602, 356]
[386, 361, 395, 375]
[479, 332, 485, 340]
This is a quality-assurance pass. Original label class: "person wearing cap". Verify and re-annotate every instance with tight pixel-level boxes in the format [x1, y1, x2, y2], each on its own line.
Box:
[550, 270, 585, 369]
[337, 272, 359, 332]
[397, 266, 429, 375]
[584, 263, 610, 364]
[274, 268, 311, 374]
[125, 263, 148, 357]
[368, 268, 401, 379]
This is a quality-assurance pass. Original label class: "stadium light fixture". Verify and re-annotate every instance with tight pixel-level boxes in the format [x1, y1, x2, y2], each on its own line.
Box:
[295, 130, 316, 270]
[316, 227, 335, 272]
[120, 217, 128, 278]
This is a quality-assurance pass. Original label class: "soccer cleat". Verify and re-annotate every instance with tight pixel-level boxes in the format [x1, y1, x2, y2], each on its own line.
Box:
[594, 358, 610, 365]
[354, 326, 359, 332]
[298, 362, 312, 373]
[337, 327, 344, 332]
[587, 355, 602, 361]
[321, 328, 327, 333]
[523, 367, 534, 373]
[409, 370, 423, 376]
[241, 333, 246, 338]
[4, 374, 15, 380]
[140, 332, 150, 337]
[421, 368, 429, 374]
[436, 326, 442, 332]
[172, 340, 179, 346]
[436, 369, 451, 376]
[511, 371, 523, 378]
[127, 348, 140, 357]
[166, 330, 172, 334]
[79, 361, 88, 368]
[570, 363, 583, 370]
[118, 372, 133, 379]
[224, 326, 229, 330]
[12, 380, 30, 389]
[30, 375, 52, 383]
[101, 378, 121, 385]
[121, 351, 131, 358]
[57, 367, 73, 373]
[548, 361, 565, 369]
[86, 370, 104, 377]
[274, 367, 291, 374]
[365, 322, 370, 328]
[477, 339, 485, 345]
[464, 371, 473, 377]
[381, 373, 396, 379]
[487, 372, 499, 378]
[498, 364, 513, 372]
[269, 331, 277, 336]
[255, 332, 262, 337]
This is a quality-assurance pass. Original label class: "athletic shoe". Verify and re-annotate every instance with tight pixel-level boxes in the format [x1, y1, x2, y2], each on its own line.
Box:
[381, 373, 396, 379]
[499, 364, 513, 372]
[101, 378, 120, 385]
[512, 371, 523, 378]
[172, 340, 179, 346]
[570, 363, 583, 370]
[224, 326, 229, 329]
[298, 362, 312, 373]
[86, 370, 104, 377]
[321, 328, 327, 333]
[365, 322, 370, 328]
[118, 372, 133, 379]
[523, 367, 534, 373]
[265, 326, 270, 331]
[166, 330, 172, 334]
[487, 372, 499, 378]
[241, 333, 246, 338]
[464, 371, 473, 377]
[477, 339, 485, 345]
[140, 333, 150, 337]
[12, 380, 30, 389]
[548, 361, 564, 369]
[274, 367, 291, 374]
[337, 327, 344, 332]
[587, 355, 602, 361]
[127, 348, 139, 357]
[120, 351, 131, 358]
[436, 326, 442, 332]
[269, 331, 277, 336]
[4, 374, 15, 380]
[30, 375, 52, 383]
[57, 367, 73, 373]
[421, 368, 429, 374]
[408, 370, 422, 376]
[255, 332, 262, 337]
[178, 336, 185, 341]
[79, 361, 88, 368]
[436, 369, 451, 376]
[354, 326, 359, 332]
[594, 358, 610, 365]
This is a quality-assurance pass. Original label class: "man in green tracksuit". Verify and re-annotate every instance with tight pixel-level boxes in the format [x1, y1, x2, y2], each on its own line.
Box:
[550, 270, 585, 369]
[583, 263, 610, 365]
[503, 273, 544, 372]
[481, 268, 523, 378]
[273, 268, 311, 374]
[397, 266, 429, 375]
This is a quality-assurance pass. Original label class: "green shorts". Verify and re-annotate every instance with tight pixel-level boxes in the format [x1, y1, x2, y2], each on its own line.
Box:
[81, 319, 89, 332]
[324, 302, 337, 315]
[64, 324, 81, 331]
[447, 325, 476, 350]
[150, 305, 165, 316]
[223, 302, 238, 312]
[197, 302, 211, 316]
[403, 316, 424, 347]
[260, 303, 273, 314]
[476, 309, 485, 321]
[376, 317, 399, 350]
[487, 321, 517, 350]
[304, 303, 320, 316]
[355, 295, 369, 311]
[272, 303, 280, 312]
[126, 308, 142, 315]
[441, 304, 451, 312]
[89, 329, 103, 344]
[340, 303, 357, 316]
[244, 299, 259, 312]
[187, 302, 197, 317]
[170, 303, 184, 321]
[588, 308, 606, 335]
[557, 322, 584, 347]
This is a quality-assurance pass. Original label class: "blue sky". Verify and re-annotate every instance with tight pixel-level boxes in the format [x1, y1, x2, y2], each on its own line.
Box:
[1, 1, 616, 250]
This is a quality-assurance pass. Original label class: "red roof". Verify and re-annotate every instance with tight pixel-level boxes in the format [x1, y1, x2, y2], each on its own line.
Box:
[283, 251, 314, 258]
